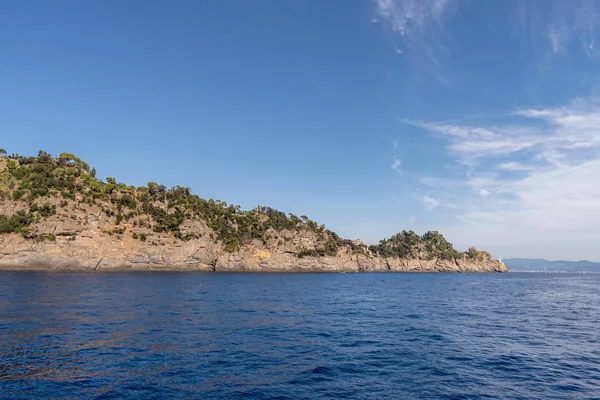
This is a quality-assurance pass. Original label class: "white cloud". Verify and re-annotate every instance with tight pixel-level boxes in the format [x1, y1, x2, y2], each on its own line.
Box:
[421, 195, 438, 210]
[549, 28, 565, 54]
[405, 119, 549, 159]
[498, 162, 535, 171]
[409, 95, 600, 260]
[390, 156, 403, 174]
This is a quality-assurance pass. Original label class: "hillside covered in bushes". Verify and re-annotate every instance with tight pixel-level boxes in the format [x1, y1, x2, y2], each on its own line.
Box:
[0, 149, 499, 270]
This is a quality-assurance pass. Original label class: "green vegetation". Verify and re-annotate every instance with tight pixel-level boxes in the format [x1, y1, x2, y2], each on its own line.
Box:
[0, 207, 56, 241]
[465, 247, 491, 261]
[369, 230, 464, 261]
[0, 211, 33, 234]
[0, 150, 335, 252]
[0, 150, 488, 261]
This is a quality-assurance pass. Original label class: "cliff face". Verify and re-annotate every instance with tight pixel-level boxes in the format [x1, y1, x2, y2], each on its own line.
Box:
[0, 152, 507, 272]
[0, 232, 506, 272]
[0, 203, 506, 272]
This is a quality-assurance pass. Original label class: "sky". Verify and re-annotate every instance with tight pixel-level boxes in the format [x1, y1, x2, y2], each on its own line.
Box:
[2, 0, 600, 261]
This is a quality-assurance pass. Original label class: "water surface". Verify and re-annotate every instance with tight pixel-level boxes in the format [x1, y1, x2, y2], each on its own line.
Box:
[1, 272, 599, 399]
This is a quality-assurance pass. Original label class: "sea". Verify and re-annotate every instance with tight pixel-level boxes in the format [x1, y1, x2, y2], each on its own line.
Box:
[1, 271, 599, 399]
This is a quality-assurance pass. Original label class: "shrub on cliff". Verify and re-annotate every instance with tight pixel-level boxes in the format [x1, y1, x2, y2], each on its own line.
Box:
[0, 211, 33, 234]
[466, 247, 491, 261]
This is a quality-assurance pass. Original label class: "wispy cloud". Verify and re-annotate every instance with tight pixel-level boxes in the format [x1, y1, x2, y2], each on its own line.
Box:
[390, 156, 403, 174]
[373, 0, 454, 37]
[517, 1, 600, 59]
[420, 195, 439, 210]
[404, 119, 549, 159]
[373, 0, 459, 81]
[498, 162, 536, 171]
[410, 95, 600, 260]
[375, 1, 600, 78]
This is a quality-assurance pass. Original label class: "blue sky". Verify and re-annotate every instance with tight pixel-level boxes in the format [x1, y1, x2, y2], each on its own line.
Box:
[2, 0, 600, 260]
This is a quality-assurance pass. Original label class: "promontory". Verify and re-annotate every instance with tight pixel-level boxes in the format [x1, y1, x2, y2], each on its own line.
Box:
[0, 150, 507, 272]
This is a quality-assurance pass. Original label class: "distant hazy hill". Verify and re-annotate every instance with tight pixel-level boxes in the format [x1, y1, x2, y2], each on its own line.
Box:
[503, 258, 600, 272]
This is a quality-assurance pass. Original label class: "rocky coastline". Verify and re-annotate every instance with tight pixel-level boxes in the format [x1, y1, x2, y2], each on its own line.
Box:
[0, 233, 507, 273]
[0, 151, 507, 273]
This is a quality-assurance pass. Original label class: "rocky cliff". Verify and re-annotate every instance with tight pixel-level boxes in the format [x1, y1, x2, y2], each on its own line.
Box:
[0, 151, 507, 272]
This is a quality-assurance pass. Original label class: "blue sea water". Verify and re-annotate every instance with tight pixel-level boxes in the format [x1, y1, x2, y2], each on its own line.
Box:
[1, 272, 599, 399]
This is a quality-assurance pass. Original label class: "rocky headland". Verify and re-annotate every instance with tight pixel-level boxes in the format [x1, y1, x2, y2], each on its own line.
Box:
[0, 150, 507, 272]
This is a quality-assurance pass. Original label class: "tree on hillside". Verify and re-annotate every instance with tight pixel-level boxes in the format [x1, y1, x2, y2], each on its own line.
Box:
[0, 148, 6, 155]
[59, 152, 77, 162]
[37, 150, 52, 163]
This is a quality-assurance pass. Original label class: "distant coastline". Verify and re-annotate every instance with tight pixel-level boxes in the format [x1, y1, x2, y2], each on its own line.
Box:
[503, 258, 599, 273]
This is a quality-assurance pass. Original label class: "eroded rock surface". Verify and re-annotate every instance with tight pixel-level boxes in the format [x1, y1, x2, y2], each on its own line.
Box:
[0, 217, 507, 272]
